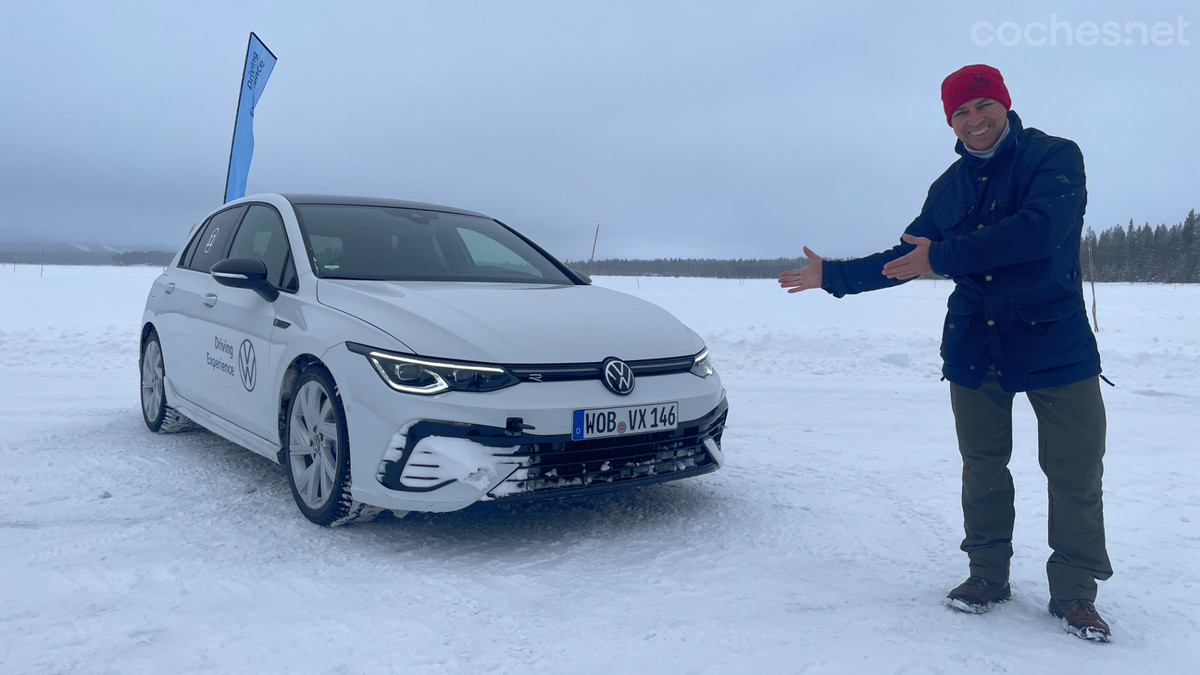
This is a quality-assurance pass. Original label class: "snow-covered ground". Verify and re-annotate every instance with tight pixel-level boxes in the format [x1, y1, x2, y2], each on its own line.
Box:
[2, 265, 1197, 674]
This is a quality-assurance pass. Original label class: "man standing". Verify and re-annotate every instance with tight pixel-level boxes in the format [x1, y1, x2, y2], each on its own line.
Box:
[779, 64, 1113, 642]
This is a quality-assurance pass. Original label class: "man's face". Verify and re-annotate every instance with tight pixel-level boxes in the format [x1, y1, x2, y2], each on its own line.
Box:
[950, 97, 1008, 151]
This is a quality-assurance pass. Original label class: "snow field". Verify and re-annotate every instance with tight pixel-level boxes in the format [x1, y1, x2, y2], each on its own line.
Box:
[1, 265, 1197, 674]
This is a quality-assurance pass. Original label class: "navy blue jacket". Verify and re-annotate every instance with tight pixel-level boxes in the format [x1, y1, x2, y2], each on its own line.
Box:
[822, 111, 1101, 392]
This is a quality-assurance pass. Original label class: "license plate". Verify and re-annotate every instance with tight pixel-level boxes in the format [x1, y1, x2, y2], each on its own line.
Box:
[572, 402, 678, 440]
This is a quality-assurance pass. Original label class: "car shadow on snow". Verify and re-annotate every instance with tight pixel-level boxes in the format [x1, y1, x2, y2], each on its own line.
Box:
[135, 419, 732, 555]
[360, 479, 729, 550]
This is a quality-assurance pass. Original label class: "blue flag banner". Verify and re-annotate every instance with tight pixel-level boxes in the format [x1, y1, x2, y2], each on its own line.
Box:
[224, 33, 277, 203]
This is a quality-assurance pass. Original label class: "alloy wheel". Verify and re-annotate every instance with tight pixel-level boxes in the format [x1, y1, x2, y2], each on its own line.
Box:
[288, 379, 341, 510]
[141, 338, 165, 423]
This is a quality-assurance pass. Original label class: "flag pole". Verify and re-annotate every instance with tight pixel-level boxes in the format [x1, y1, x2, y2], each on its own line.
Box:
[222, 34, 254, 203]
[223, 32, 277, 204]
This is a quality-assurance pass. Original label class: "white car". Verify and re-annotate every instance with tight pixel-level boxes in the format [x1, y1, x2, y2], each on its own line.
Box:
[140, 194, 728, 525]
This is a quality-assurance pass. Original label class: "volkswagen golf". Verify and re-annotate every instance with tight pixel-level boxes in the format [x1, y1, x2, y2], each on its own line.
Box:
[139, 194, 728, 525]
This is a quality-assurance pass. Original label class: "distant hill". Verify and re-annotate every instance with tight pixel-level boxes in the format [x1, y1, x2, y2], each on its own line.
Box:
[0, 241, 173, 266]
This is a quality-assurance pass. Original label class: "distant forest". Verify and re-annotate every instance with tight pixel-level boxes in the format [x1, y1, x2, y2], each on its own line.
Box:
[0, 249, 174, 266]
[572, 210, 1200, 283]
[3, 210, 1196, 282]
[1083, 211, 1200, 283]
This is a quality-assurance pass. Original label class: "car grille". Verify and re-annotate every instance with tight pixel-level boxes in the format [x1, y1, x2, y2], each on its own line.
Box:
[493, 408, 727, 498]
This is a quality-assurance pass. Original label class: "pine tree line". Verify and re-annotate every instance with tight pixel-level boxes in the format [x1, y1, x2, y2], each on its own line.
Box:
[572, 209, 1199, 282]
[1084, 210, 1199, 283]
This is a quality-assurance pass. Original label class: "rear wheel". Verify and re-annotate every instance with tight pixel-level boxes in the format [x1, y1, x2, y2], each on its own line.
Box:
[284, 366, 377, 526]
[140, 330, 195, 433]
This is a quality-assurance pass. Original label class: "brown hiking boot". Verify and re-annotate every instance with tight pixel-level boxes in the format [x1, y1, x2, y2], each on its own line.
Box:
[945, 576, 1011, 614]
[1049, 599, 1111, 642]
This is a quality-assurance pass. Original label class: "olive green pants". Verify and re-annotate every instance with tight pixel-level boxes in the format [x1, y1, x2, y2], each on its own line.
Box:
[949, 372, 1113, 601]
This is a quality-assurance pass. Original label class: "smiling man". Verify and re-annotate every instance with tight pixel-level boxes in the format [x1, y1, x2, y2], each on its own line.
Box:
[952, 96, 1008, 153]
[779, 64, 1114, 642]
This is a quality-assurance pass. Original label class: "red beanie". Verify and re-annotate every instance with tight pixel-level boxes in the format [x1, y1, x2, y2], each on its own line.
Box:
[941, 64, 1011, 126]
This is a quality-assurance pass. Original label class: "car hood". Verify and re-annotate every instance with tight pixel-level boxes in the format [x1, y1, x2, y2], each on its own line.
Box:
[315, 280, 704, 364]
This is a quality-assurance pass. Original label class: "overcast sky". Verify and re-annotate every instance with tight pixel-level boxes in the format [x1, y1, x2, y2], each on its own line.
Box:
[2, 0, 1196, 260]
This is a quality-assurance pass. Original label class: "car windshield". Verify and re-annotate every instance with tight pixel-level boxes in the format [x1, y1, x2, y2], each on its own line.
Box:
[293, 204, 575, 284]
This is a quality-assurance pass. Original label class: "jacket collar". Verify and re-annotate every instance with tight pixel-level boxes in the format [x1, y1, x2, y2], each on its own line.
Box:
[955, 110, 1023, 165]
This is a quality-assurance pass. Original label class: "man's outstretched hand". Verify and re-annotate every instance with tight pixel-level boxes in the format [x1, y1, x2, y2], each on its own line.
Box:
[779, 246, 823, 293]
[882, 234, 932, 280]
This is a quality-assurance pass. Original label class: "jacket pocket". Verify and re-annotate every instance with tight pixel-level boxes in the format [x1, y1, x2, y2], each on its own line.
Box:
[941, 293, 985, 365]
[1015, 293, 1084, 324]
[1013, 294, 1097, 373]
[933, 205, 973, 234]
[947, 292, 979, 316]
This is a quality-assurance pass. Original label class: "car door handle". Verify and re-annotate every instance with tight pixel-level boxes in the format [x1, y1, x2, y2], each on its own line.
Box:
[203, 293, 218, 308]
[163, 282, 175, 294]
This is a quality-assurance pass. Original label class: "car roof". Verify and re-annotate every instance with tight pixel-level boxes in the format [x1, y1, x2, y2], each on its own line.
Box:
[279, 194, 490, 219]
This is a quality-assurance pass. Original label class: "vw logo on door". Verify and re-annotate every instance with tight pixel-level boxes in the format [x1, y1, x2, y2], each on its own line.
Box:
[602, 358, 635, 395]
[238, 339, 257, 391]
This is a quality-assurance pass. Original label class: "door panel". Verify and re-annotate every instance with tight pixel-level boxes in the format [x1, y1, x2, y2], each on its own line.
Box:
[193, 278, 278, 442]
[189, 204, 295, 444]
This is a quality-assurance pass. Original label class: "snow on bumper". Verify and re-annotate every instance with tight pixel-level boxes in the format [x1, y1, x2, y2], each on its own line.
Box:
[380, 431, 524, 498]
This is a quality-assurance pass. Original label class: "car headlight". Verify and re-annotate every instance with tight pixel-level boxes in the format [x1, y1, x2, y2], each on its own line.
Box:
[350, 344, 518, 395]
[690, 348, 715, 378]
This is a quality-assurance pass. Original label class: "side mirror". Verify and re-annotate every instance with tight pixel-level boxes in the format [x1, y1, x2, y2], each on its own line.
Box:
[210, 257, 280, 302]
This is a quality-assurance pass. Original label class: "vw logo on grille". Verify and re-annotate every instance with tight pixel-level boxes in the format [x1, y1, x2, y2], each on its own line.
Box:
[602, 358, 635, 396]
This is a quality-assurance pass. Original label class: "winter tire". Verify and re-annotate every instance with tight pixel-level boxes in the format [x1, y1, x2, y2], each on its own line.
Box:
[140, 330, 195, 433]
[284, 366, 376, 526]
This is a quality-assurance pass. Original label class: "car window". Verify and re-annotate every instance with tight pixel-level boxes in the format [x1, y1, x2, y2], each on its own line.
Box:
[292, 203, 573, 284]
[227, 204, 297, 291]
[456, 228, 546, 279]
[182, 206, 246, 272]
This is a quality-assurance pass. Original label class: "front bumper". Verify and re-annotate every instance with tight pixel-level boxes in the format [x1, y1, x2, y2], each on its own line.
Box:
[379, 398, 728, 502]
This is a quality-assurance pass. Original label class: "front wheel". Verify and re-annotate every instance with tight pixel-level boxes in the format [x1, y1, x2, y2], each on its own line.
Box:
[284, 366, 376, 526]
[140, 330, 195, 433]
